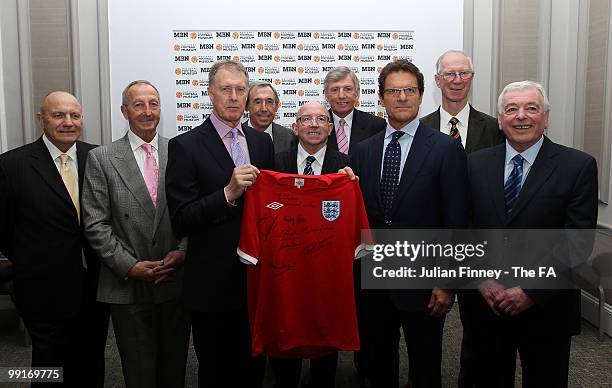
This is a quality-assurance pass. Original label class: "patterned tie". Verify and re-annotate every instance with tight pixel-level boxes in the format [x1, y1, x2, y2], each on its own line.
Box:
[303, 155, 316, 175]
[449, 116, 462, 144]
[504, 154, 524, 217]
[141, 144, 158, 207]
[231, 127, 246, 166]
[380, 131, 405, 221]
[336, 118, 349, 154]
[59, 154, 80, 220]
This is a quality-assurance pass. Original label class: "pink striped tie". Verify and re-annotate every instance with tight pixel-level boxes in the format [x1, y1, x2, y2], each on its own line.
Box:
[337, 118, 348, 154]
[141, 143, 158, 207]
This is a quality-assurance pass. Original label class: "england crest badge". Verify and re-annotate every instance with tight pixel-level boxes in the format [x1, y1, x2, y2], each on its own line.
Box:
[322, 200, 340, 221]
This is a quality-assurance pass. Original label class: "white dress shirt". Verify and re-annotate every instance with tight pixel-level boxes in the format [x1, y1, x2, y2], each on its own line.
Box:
[439, 104, 470, 148]
[297, 143, 327, 175]
[43, 134, 79, 181]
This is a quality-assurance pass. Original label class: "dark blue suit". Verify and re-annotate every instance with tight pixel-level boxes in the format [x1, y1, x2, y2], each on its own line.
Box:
[466, 137, 598, 387]
[352, 122, 469, 388]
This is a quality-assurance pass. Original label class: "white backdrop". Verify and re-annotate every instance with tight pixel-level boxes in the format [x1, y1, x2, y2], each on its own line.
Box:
[107, 0, 463, 139]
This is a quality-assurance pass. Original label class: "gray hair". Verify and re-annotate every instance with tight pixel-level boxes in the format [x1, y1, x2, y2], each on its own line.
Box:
[122, 80, 160, 106]
[209, 60, 249, 86]
[497, 80, 550, 113]
[323, 66, 360, 94]
[247, 81, 280, 106]
[435, 50, 474, 74]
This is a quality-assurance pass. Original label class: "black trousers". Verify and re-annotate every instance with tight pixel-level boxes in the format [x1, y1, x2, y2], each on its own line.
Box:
[269, 352, 338, 388]
[360, 292, 445, 388]
[191, 309, 265, 388]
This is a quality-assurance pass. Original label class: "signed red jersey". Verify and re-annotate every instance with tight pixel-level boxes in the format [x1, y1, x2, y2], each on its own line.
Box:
[237, 170, 371, 358]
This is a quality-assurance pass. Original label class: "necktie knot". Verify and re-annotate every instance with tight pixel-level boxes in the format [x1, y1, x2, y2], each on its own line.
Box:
[59, 153, 70, 165]
[391, 131, 405, 142]
[511, 154, 524, 168]
[449, 117, 459, 127]
[303, 155, 316, 175]
[141, 143, 153, 155]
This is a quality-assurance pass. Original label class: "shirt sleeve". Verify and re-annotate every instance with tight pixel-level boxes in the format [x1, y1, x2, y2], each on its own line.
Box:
[237, 185, 261, 265]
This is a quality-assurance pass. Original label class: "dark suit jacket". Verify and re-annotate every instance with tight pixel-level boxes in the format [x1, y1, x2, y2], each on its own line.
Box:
[467, 137, 598, 335]
[274, 145, 350, 174]
[420, 105, 505, 153]
[328, 108, 386, 155]
[271, 122, 296, 154]
[166, 118, 274, 313]
[352, 123, 470, 311]
[0, 137, 98, 320]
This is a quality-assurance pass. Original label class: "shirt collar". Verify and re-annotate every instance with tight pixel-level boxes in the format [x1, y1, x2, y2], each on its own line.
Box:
[332, 109, 354, 129]
[297, 143, 327, 167]
[505, 136, 544, 166]
[248, 120, 273, 138]
[127, 129, 159, 152]
[212, 112, 244, 139]
[42, 134, 77, 162]
[384, 117, 419, 140]
[440, 103, 470, 128]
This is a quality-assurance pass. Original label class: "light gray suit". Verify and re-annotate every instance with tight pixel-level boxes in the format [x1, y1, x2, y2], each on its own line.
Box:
[271, 122, 295, 154]
[82, 134, 189, 388]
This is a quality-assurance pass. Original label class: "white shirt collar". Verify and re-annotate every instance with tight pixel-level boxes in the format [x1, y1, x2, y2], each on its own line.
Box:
[297, 143, 327, 172]
[384, 117, 419, 140]
[42, 134, 77, 162]
[127, 129, 159, 152]
[440, 103, 470, 129]
[248, 120, 274, 140]
[505, 135, 544, 167]
[331, 109, 354, 130]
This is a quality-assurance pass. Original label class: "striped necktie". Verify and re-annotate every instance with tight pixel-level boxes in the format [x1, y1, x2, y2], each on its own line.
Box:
[504, 154, 524, 217]
[449, 116, 462, 145]
[336, 118, 349, 154]
[303, 155, 316, 175]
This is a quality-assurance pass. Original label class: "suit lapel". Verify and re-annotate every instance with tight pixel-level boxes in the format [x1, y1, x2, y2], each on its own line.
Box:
[321, 147, 337, 174]
[198, 119, 235, 172]
[327, 109, 339, 152]
[392, 124, 433, 216]
[109, 135, 155, 220]
[152, 137, 169, 234]
[369, 132, 385, 211]
[244, 123, 262, 167]
[348, 109, 366, 151]
[487, 145, 507, 224]
[465, 105, 487, 152]
[506, 137, 558, 225]
[76, 141, 90, 195]
[30, 138, 75, 209]
[426, 108, 442, 130]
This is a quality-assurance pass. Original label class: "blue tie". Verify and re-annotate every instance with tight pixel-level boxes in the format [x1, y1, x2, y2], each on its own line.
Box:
[380, 131, 405, 221]
[231, 127, 246, 166]
[303, 156, 316, 175]
[504, 154, 524, 217]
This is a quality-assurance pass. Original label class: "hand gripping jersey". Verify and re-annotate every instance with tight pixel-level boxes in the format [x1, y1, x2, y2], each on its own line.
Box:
[237, 170, 371, 358]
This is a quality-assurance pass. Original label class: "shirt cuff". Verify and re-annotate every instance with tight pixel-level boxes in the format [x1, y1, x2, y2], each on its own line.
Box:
[224, 187, 237, 207]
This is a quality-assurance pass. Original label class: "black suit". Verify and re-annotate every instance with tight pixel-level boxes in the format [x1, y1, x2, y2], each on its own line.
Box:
[466, 137, 598, 387]
[271, 144, 350, 388]
[352, 123, 469, 388]
[327, 108, 386, 155]
[420, 105, 505, 153]
[166, 118, 274, 387]
[0, 138, 109, 387]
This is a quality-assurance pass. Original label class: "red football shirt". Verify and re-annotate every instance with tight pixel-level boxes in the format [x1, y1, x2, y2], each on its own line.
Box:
[238, 170, 371, 358]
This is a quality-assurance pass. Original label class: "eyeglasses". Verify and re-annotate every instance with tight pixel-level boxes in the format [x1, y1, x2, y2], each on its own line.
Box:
[217, 86, 247, 96]
[297, 116, 329, 125]
[326, 86, 356, 96]
[383, 87, 419, 97]
[439, 71, 474, 81]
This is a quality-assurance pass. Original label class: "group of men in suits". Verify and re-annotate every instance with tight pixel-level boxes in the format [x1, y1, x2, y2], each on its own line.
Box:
[0, 50, 598, 388]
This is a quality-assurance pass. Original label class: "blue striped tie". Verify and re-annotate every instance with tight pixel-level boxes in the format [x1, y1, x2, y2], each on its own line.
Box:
[303, 155, 316, 175]
[504, 154, 524, 217]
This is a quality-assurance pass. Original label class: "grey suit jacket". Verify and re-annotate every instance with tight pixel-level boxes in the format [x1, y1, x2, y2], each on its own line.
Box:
[82, 134, 184, 304]
[419, 105, 505, 154]
[271, 122, 295, 154]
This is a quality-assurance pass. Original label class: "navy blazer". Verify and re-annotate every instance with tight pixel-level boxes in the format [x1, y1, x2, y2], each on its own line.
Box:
[352, 122, 470, 311]
[165, 118, 275, 313]
[467, 136, 598, 335]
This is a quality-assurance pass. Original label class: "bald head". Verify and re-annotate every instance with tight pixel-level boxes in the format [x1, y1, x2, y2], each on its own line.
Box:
[292, 101, 332, 154]
[37, 91, 83, 152]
